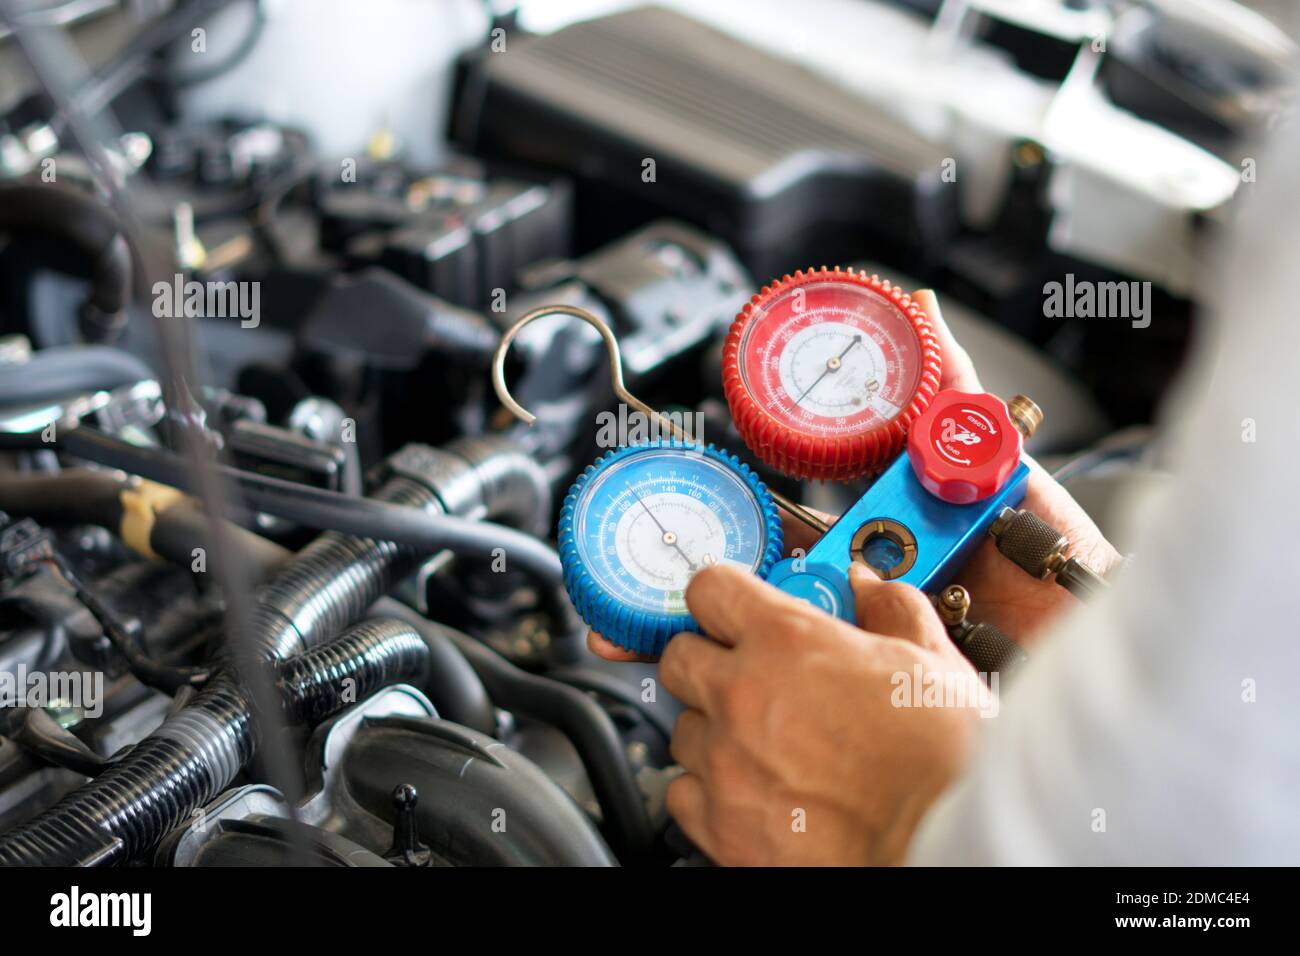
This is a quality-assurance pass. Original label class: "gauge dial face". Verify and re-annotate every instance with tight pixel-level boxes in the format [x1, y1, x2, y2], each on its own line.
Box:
[574, 448, 768, 615]
[738, 280, 925, 438]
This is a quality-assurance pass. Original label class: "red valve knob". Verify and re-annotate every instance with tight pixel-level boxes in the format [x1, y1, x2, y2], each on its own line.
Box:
[906, 389, 1024, 504]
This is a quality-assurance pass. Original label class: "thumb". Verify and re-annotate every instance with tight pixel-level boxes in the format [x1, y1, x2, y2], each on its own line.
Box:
[849, 563, 946, 652]
[914, 289, 981, 393]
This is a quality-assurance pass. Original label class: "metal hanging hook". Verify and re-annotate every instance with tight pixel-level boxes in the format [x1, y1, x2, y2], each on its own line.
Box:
[492, 304, 687, 437]
[491, 304, 830, 536]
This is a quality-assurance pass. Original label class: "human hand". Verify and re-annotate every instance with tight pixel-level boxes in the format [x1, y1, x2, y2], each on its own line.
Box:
[659, 562, 989, 865]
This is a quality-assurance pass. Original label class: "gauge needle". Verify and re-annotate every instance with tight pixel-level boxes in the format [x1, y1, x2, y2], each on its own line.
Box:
[629, 487, 696, 571]
[794, 334, 860, 406]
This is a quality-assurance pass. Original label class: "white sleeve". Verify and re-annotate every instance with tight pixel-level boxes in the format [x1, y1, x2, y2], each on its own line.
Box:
[908, 105, 1300, 866]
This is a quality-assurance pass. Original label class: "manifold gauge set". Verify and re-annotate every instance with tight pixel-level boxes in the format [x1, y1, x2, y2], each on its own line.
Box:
[493, 268, 1042, 657]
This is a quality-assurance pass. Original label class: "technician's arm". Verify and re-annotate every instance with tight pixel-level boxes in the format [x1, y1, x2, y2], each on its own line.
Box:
[909, 115, 1300, 866]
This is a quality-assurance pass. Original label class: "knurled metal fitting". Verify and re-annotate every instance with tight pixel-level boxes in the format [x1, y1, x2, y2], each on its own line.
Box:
[989, 507, 1068, 579]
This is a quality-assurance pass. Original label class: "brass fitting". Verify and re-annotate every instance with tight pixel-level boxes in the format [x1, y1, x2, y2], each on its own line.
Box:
[1007, 394, 1043, 439]
[936, 584, 970, 627]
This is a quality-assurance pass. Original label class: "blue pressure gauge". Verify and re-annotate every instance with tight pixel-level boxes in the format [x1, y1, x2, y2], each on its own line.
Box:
[558, 442, 784, 655]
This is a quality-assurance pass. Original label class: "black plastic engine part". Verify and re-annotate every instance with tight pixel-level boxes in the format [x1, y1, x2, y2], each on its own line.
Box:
[516, 219, 749, 378]
[339, 715, 617, 866]
[451, 6, 959, 278]
[226, 419, 347, 491]
[378, 179, 573, 310]
[317, 163, 572, 309]
[1099, 3, 1292, 158]
[291, 267, 502, 451]
[296, 267, 498, 373]
[161, 815, 391, 867]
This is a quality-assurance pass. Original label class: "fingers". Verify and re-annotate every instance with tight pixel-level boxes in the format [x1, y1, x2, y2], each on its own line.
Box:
[668, 707, 708, 770]
[586, 630, 659, 663]
[849, 563, 946, 652]
[665, 772, 707, 841]
[913, 289, 982, 393]
[658, 631, 733, 711]
[684, 563, 807, 647]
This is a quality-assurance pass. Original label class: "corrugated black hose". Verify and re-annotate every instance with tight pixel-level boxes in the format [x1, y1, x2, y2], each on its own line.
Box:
[277, 620, 429, 726]
[0, 619, 429, 866]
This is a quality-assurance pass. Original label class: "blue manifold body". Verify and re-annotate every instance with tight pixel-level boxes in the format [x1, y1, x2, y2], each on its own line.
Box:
[766, 454, 1029, 623]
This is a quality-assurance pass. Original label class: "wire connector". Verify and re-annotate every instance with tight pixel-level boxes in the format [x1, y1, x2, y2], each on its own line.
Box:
[0, 511, 54, 580]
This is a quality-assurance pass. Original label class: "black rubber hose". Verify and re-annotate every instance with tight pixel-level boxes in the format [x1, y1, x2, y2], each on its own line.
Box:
[145, 497, 497, 733]
[0, 468, 125, 527]
[165, 0, 267, 88]
[278, 619, 428, 725]
[153, 512, 496, 734]
[0, 347, 154, 407]
[371, 599, 496, 736]
[377, 600, 654, 864]
[244, 473, 449, 662]
[546, 666, 674, 741]
[150, 501, 496, 733]
[149, 497, 292, 573]
[53, 427, 565, 590]
[0, 183, 134, 337]
[0, 468, 288, 574]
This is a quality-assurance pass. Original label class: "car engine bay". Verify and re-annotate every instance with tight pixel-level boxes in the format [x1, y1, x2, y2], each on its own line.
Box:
[0, 0, 1291, 868]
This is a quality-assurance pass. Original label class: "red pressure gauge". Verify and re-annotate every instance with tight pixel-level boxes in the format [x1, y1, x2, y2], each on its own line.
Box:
[722, 268, 942, 481]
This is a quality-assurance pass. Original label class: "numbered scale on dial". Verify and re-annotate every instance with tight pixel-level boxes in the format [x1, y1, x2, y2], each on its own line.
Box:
[723, 268, 942, 481]
[558, 444, 784, 657]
